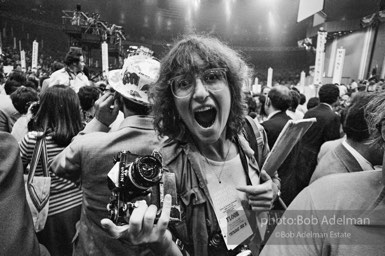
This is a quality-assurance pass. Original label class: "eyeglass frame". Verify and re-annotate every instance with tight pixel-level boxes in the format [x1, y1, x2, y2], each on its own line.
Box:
[168, 67, 229, 98]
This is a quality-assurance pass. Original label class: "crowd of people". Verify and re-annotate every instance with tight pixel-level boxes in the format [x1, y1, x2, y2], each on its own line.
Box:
[1, 33, 385, 256]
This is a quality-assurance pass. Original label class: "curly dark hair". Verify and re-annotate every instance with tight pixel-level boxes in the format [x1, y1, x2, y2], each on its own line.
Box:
[150, 34, 250, 141]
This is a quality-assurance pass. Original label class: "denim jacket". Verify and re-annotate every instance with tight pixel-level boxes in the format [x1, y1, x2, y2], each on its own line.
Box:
[160, 136, 280, 256]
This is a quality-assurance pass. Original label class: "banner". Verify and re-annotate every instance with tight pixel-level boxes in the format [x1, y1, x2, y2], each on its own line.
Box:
[332, 48, 346, 84]
[13, 37, 17, 49]
[267, 67, 273, 88]
[101, 42, 109, 78]
[20, 50, 26, 72]
[300, 71, 306, 87]
[32, 40, 39, 70]
[313, 30, 327, 85]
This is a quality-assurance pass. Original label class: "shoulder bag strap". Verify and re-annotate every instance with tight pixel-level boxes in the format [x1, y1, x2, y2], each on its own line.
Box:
[28, 132, 49, 184]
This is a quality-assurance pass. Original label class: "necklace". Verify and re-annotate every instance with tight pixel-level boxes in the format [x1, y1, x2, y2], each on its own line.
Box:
[202, 144, 231, 184]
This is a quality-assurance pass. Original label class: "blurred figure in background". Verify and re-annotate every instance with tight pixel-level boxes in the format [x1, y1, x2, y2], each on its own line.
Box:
[295, 84, 341, 194]
[311, 92, 380, 183]
[45, 49, 90, 93]
[286, 89, 304, 120]
[306, 96, 320, 110]
[77, 85, 101, 126]
[0, 79, 22, 132]
[10, 86, 39, 141]
[297, 93, 307, 114]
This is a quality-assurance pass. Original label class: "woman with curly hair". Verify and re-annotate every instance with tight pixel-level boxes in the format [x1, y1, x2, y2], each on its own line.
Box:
[19, 84, 83, 256]
[101, 35, 281, 256]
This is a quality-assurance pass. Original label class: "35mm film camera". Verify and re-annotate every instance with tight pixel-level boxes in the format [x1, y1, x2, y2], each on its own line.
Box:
[107, 150, 181, 225]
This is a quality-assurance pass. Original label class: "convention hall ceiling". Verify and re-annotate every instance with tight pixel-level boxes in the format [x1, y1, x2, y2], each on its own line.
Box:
[0, 0, 381, 48]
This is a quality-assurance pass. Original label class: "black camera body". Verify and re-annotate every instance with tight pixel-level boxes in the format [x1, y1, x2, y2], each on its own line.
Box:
[107, 150, 180, 225]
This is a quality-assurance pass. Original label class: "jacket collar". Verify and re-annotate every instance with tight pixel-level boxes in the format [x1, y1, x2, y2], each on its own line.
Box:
[335, 143, 363, 173]
[118, 115, 155, 130]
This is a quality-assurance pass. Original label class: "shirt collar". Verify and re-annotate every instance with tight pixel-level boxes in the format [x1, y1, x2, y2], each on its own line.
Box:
[118, 115, 155, 130]
[267, 110, 281, 120]
[320, 102, 333, 111]
[342, 139, 374, 171]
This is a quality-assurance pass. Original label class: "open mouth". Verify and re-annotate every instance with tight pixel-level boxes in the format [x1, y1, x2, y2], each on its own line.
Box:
[194, 106, 217, 128]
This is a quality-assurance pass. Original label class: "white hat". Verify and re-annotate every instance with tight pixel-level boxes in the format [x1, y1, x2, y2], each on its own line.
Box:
[107, 55, 160, 106]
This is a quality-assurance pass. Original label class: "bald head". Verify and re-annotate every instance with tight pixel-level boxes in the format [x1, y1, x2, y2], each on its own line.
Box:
[267, 85, 292, 111]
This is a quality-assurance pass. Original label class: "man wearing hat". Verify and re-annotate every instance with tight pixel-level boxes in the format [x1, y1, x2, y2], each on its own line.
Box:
[50, 54, 166, 255]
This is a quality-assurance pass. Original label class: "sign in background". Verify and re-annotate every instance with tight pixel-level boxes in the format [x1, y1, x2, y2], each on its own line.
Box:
[332, 48, 346, 84]
[313, 30, 327, 85]
[32, 40, 39, 70]
[101, 41, 109, 78]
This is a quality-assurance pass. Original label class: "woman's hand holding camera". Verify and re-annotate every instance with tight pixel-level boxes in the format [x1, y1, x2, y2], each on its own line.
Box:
[101, 194, 182, 256]
[237, 170, 279, 212]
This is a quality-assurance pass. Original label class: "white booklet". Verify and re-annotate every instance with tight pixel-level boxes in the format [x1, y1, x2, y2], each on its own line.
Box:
[262, 118, 317, 176]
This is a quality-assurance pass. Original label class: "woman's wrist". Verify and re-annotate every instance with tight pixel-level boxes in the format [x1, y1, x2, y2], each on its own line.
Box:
[149, 231, 182, 256]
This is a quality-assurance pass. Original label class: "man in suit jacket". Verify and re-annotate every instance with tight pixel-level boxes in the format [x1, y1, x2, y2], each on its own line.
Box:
[295, 84, 341, 192]
[310, 93, 381, 183]
[260, 91, 385, 256]
[261, 85, 292, 148]
[262, 85, 298, 205]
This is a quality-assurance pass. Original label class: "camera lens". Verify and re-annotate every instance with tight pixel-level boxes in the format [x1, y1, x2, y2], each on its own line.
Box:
[129, 155, 162, 189]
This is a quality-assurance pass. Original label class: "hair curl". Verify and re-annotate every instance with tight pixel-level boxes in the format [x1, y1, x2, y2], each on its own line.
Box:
[150, 34, 250, 141]
[365, 91, 385, 148]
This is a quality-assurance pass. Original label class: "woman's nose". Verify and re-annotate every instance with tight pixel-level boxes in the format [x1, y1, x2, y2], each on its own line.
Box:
[192, 77, 209, 100]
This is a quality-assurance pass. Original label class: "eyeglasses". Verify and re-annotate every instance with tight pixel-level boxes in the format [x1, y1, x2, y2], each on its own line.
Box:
[169, 68, 228, 98]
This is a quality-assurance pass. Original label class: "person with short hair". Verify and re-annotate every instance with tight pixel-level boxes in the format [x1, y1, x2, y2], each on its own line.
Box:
[262, 85, 292, 148]
[286, 90, 304, 121]
[260, 91, 385, 256]
[77, 85, 101, 125]
[0, 79, 22, 132]
[50, 54, 168, 255]
[45, 49, 90, 93]
[311, 93, 380, 183]
[295, 83, 341, 193]
[10, 86, 39, 141]
[306, 96, 320, 110]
